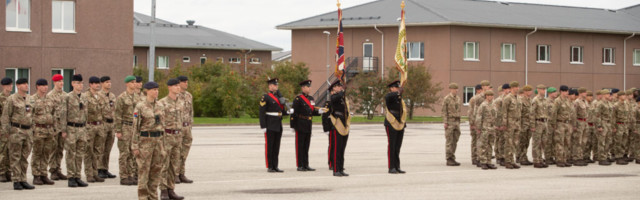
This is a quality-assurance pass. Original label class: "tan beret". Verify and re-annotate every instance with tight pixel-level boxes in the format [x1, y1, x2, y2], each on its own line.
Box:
[536, 84, 546, 89]
[485, 90, 494, 96]
[522, 85, 533, 92]
[600, 89, 610, 95]
[586, 91, 593, 96]
[480, 80, 490, 86]
[626, 90, 633, 95]
[510, 81, 519, 88]
[577, 87, 587, 93]
[449, 83, 458, 89]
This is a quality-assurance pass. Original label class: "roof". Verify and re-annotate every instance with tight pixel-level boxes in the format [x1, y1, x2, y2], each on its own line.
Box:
[134, 12, 282, 51]
[272, 51, 292, 61]
[277, 0, 640, 34]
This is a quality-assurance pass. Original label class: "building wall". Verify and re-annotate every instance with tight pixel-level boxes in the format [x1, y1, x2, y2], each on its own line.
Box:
[134, 47, 273, 73]
[0, 0, 133, 94]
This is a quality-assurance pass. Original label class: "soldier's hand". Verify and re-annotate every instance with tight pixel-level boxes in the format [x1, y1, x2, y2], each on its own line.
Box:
[133, 149, 140, 157]
[444, 123, 448, 129]
[530, 128, 535, 131]
[61, 132, 67, 138]
[613, 128, 617, 132]
[116, 133, 122, 139]
[261, 128, 266, 133]
[324, 131, 329, 135]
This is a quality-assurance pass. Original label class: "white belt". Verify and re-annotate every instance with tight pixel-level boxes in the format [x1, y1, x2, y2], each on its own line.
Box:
[266, 112, 282, 117]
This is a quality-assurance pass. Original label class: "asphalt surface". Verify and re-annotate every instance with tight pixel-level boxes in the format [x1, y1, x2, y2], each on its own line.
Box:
[0, 123, 639, 199]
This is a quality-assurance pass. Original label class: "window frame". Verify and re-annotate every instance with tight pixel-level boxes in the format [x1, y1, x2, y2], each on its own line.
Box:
[250, 57, 262, 64]
[52, 0, 76, 33]
[228, 57, 241, 64]
[463, 42, 479, 61]
[157, 56, 169, 69]
[407, 42, 425, 61]
[536, 45, 550, 63]
[463, 86, 475, 106]
[182, 56, 191, 63]
[634, 49, 640, 66]
[51, 68, 74, 92]
[5, 0, 31, 32]
[133, 55, 138, 67]
[501, 43, 516, 62]
[5, 68, 30, 93]
[200, 57, 207, 65]
[570, 46, 583, 64]
[602, 48, 615, 65]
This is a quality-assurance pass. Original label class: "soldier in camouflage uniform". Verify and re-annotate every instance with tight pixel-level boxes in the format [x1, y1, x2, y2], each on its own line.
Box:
[572, 88, 589, 166]
[83, 77, 106, 183]
[595, 90, 613, 165]
[530, 84, 549, 168]
[633, 97, 640, 164]
[61, 74, 89, 187]
[624, 90, 635, 162]
[2, 78, 36, 190]
[494, 84, 509, 166]
[544, 87, 558, 164]
[612, 90, 629, 165]
[177, 76, 194, 183]
[47, 74, 68, 181]
[159, 79, 185, 200]
[115, 75, 140, 185]
[467, 84, 483, 165]
[0, 77, 13, 183]
[132, 82, 166, 200]
[30, 79, 56, 185]
[475, 90, 497, 170]
[517, 85, 533, 166]
[500, 81, 522, 169]
[98, 76, 117, 179]
[442, 83, 461, 166]
[550, 85, 574, 167]
[584, 91, 596, 163]
[605, 89, 619, 162]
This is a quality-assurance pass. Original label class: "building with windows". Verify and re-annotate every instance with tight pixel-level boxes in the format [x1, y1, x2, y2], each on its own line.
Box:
[1, 0, 133, 93]
[277, 0, 640, 116]
[133, 12, 281, 72]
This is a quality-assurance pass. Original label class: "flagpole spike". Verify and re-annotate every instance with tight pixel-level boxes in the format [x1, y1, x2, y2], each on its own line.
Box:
[337, 0, 341, 8]
[401, 1, 405, 9]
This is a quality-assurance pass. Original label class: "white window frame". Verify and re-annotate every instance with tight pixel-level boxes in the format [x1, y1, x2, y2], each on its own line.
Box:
[133, 55, 138, 67]
[52, 0, 76, 33]
[602, 48, 615, 65]
[200, 57, 207, 65]
[51, 68, 75, 92]
[634, 49, 640, 66]
[5, 0, 31, 32]
[536, 45, 550, 63]
[229, 57, 241, 64]
[407, 42, 424, 61]
[5, 68, 30, 93]
[463, 42, 479, 61]
[250, 57, 262, 64]
[501, 43, 516, 62]
[463, 86, 475, 106]
[183, 56, 191, 63]
[570, 46, 583, 64]
[157, 56, 169, 69]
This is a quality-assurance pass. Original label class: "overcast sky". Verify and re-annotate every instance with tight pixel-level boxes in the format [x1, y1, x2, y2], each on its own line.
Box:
[134, 0, 640, 52]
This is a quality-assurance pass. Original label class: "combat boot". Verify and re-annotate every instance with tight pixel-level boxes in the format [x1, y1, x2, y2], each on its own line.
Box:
[68, 178, 78, 187]
[104, 170, 116, 178]
[131, 176, 138, 185]
[497, 158, 505, 166]
[168, 189, 185, 200]
[533, 163, 545, 168]
[520, 160, 533, 166]
[0, 173, 9, 182]
[93, 175, 105, 182]
[574, 160, 588, 166]
[636, 159, 640, 164]
[41, 176, 55, 185]
[98, 169, 108, 179]
[20, 182, 35, 190]
[14, 182, 23, 190]
[546, 159, 556, 165]
[481, 164, 489, 170]
[75, 178, 88, 187]
[32, 175, 43, 185]
[161, 190, 170, 200]
[616, 158, 628, 165]
[556, 162, 566, 167]
[486, 164, 497, 169]
[175, 175, 181, 184]
[87, 176, 96, 183]
[388, 168, 398, 174]
[446, 159, 460, 166]
[5, 172, 12, 181]
[179, 174, 193, 183]
[505, 163, 515, 169]
[55, 171, 68, 180]
[598, 160, 612, 165]
[120, 178, 132, 186]
[472, 160, 478, 165]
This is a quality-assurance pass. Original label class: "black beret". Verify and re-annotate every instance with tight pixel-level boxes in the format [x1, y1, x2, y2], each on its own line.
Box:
[167, 78, 180, 86]
[36, 79, 48, 86]
[299, 80, 312, 87]
[387, 80, 400, 88]
[559, 85, 569, 92]
[135, 76, 143, 83]
[328, 80, 342, 90]
[568, 89, 577, 95]
[611, 88, 620, 94]
[143, 82, 159, 89]
[15, 78, 28, 85]
[72, 74, 83, 82]
[89, 76, 101, 84]
[177, 76, 189, 82]
[637, 97, 640, 102]
[100, 76, 111, 83]
[475, 84, 482, 90]
[502, 83, 510, 90]
[267, 78, 278, 85]
[1, 77, 12, 85]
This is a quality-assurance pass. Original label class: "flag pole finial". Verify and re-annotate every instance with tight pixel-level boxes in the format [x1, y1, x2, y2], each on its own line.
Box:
[337, 0, 341, 8]
[401, 1, 405, 9]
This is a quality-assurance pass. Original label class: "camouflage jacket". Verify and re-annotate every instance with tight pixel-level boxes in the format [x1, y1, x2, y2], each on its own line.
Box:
[501, 93, 522, 127]
[1, 93, 33, 134]
[61, 92, 89, 133]
[520, 95, 532, 130]
[441, 93, 461, 122]
[179, 91, 194, 124]
[530, 95, 548, 126]
[594, 100, 612, 128]
[132, 99, 164, 150]
[115, 91, 139, 133]
[573, 98, 589, 126]
[83, 90, 105, 123]
[31, 93, 55, 127]
[550, 96, 575, 127]
[100, 90, 117, 121]
[475, 100, 497, 132]
[613, 100, 629, 124]
[46, 89, 67, 132]
[158, 96, 183, 131]
[467, 92, 485, 126]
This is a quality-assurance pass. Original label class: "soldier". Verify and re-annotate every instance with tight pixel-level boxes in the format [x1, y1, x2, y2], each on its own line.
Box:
[323, 87, 335, 170]
[259, 78, 287, 173]
[176, 76, 193, 183]
[83, 76, 106, 183]
[61, 74, 89, 187]
[47, 74, 68, 181]
[135, 76, 144, 100]
[550, 85, 574, 167]
[517, 85, 534, 166]
[544, 87, 558, 164]
[115, 75, 140, 185]
[290, 80, 325, 172]
[500, 81, 522, 169]
[606, 89, 619, 162]
[633, 97, 640, 164]
[612, 90, 629, 165]
[467, 84, 483, 165]
[475, 90, 497, 170]
[30, 79, 56, 185]
[624, 90, 635, 162]
[442, 83, 461, 166]
[595, 90, 613, 165]
[531, 84, 549, 168]
[494, 84, 509, 166]
[98, 76, 117, 179]
[0, 77, 13, 183]
[384, 80, 407, 174]
[584, 91, 596, 163]
[328, 80, 350, 177]
[132, 82, 166, 200]
[1, 78, 35, 190]
[572, 88, 589, 166]
[159, 79, 185, 200]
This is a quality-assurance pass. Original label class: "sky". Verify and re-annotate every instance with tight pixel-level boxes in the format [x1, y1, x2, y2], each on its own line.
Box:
[133, 0, 640, 52]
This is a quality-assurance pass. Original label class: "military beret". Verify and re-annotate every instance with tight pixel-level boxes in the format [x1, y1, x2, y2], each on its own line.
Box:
[522, 85, 533, 92]
[15, 78, 28, 85]
[52, 74, 63, 82]
[586, 91, 593, 96]
[267, 78, 278, 85]
[387, 80, 400, 88]
[626, 90, 633, 95]
[498, 87, 503, 92]
[124, 75, 136, 83]
[636, 97, 640, 102]
[72, 74, 83, 82]
[547, 87, 557, 93]
[36, 79, 48, 86]
[100, 76, 111, 83]
[177, 75, 189, 82]
[611, 88, 620, 94]
[600, 89, 610, 95]
[617, 90, 625, 95]
[143, 82, 159, 89]
[449, 83, 458, 89]
[578, 87, 587, 93]
[536, 84, 546, 89]
[1, 77, 12, 85]
[559, 85, 569, 92]
[480, 80, 490, 86]
[475, 84, 482, 90]
[167, 78, 179, 86]
[518, 90, 524, 94]
[89, 76, 100, 84]
[299, 80, 312, 87]
[135, 76, 143, 83]
[328, 80, 343, 91]
[485, 90, 494, 96]
[502, 84, 510, 90]
[509, 81, 519, 88]
[569, 89, 577, 96]
[535, 89, 538, 95]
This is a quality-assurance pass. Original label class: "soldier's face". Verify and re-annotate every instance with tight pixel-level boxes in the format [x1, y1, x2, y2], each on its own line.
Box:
[37, 85, 48, 93]
[102, 80, 111, 90]
[72, 81, 83, 91]
[16, 83, 28, 93]
[146, 88, 159, 99]
[587, 96, 593, 101]
[90, 83, 101, 91]
[179, 81, 188, 90]
[482, 86, 490, 91]
[126, 82, 136, 90]
[169, 85, 181, 94]
[301, 86, 310, 94]
[2, 85, 12, 92]
[390, 87, 399, 93]
[136, 82, 142, 89]
[511, 87, 519, 93]
[537, 89, 545, 95]
[450, 88, 457, 94]
[268, 84, 278, 92]
[486, 95, 494, 101]
[54, 80, 64, 89]
[561, 91, 569, 97]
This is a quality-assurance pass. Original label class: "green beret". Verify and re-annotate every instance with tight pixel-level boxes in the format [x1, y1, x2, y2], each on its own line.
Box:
[600, 89, 610, 95]
[547, 87, 557, 93]
[124, 75, 136, 83]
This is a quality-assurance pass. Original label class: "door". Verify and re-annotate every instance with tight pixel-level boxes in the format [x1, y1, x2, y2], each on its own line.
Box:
[363, 43, 373, 72]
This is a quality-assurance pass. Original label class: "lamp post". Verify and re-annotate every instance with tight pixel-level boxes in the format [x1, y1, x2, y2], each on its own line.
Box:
[323, 31, 331, 100]
[148, 0, 156, 81]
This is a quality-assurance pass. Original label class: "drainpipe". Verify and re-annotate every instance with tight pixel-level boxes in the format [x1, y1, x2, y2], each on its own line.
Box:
[525, 27, 537, 85]
[374, 25, 384, 79]
[244, 48, 253, 74]
[624, 33, 635, 90]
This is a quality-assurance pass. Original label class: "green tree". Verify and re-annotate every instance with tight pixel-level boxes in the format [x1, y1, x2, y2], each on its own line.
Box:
[391, 65, 442, 119]
[347, 71, 387, 119]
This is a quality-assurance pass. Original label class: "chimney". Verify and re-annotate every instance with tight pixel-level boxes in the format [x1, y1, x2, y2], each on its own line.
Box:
[187, 20, 195, 26]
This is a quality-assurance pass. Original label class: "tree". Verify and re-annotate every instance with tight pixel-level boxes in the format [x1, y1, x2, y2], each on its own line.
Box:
[347, 71, 387, 119]
[392, 65, 442, 119]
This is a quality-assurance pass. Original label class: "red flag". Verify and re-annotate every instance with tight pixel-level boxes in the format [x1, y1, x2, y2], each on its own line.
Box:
[334, 3, 345, 81]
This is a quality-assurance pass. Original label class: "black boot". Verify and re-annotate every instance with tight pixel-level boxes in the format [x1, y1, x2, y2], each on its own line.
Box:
[68, 178, 78, 188]
[105, 170, 117, 178]
[388, 168, 398, 174]
[98, 169, 108, 179]
[13, 182, 23, 190]
[76, 178, 88, 187]
[20, 182, 35, 190]
[396, 168, 406, 174]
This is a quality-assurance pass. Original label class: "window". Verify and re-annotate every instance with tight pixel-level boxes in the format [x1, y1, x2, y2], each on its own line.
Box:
[537, 45, 550, 63]
[52, 0, 75, 33]
[407, 42, 424, 60]
[501, 43, 515, 62]
[570, 46, 583, 64]
[5, 0, 30, 31]
[602, 48, 615, 65]
[229, 57, 241, 64]
[183, 56, 190, 63]
[133, 55, 138, 67]
[463, 86, 475, 106]
[5, 68, 29, 93]
[51, 69, 74, 92]
[250, 57, 262, 64]
[157, 56, 169, 69]
[634, 49, 640, 66]
[463, 42, 479, 61]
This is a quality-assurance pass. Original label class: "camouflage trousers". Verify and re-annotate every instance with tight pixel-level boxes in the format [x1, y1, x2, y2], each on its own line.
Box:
[85, 123, 106, 178]
[554, 122, 572, 163]
[476, 128, 495, 164]
[583, 125, 595, 160]
[543, 124, 555, 161]
[571, 121, 588, 160]
[623, 124, 631, 157]
[495, 129, 505, 160]
[596, 124, 611, 161]
[179, 125, 192, 175]
[531, 121, 547, 164]
[470, 126, 478, 162]
[65, 126, 87, 178]
[504, 123, 520, 164]
[517, 128, 532, 162]
[445, 121, 461, 160]
[100, 122, 115, 170]
[136, 136, 166, 200]
[48, 132, 65, 173]
[633, 124, 640, 159]
[9, 127, 32, 182]
[605, 124, 614, 158]
[613, 124, 627, 159]
[0, 136, 9, 175]
[161, 134, 182, 190]
[31, 127, 55, 176]
[118, 125, 137, 180]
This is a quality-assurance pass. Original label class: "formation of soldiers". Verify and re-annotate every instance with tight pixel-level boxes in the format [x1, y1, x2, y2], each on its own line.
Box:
[0, 74, 195, 200]
[444, 80, 640, 170]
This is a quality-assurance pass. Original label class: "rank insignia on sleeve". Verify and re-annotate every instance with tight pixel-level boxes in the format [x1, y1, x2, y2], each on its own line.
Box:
[260, 100, 266, 107]
[134, 112, 138, 118]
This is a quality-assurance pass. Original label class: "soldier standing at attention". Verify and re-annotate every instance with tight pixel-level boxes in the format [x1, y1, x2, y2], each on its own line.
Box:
[259, 78, 287, 173]
[494, 84, 510, 166]
[2, 78, 35, 190]
[517, 85, 534, 166]
[132, 82, 165, 200]
[550, 85, 574, 167]
[30, 79, 56, 186]
[467, 84, 483, 166]
[500, 81, 522, 169]
[61, 74, 89, 187]
[544, 87, 558, 165]
[584, 91, 596, 163]
[384, 81, 407, 174]
[177, 76, 193, 183]
[595, 90, 613, 165]
[115, 76, 139, 185]
[98, 76, 117, 179]
[135, 76, 144, 101]
[159, 79, 185, 200]
[290, 80, 325, 172]
[531, 85, 549, 168]
[328, 80, 350, 177]
[633, 97, 640, 164]
[572, 88, 589, 166]
[47, 74, 68, 181]
[475, 90, 497, 170]
[442, 83, 461, 166]
[624, 90, 635, 162]
[612, 90, 629, 165]
[0, 77, 13, 183]
[83, 76, 106, 183]
[323, 88, 335, 170]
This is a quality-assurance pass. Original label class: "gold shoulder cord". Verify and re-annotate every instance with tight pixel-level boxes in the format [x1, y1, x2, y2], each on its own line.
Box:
[385, 100, 407, 131]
